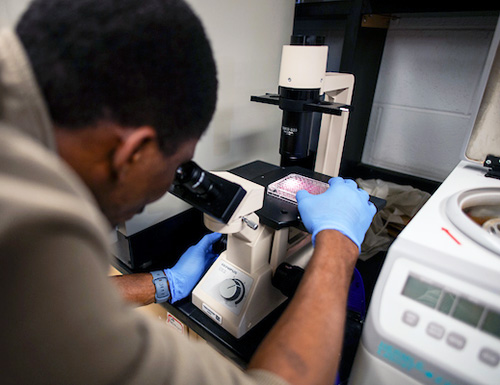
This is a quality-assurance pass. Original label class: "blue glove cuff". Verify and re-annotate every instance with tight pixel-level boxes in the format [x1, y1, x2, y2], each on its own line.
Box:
[150, 270, 171, 303]
[164, 269, 179, 303]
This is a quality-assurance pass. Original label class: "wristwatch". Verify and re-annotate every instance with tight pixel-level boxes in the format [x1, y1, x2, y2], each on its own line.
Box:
[150, 270, 171, 303]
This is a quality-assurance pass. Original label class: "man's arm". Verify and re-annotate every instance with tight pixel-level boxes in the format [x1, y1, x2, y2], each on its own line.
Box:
[248, 177, 376, 385]
[110, 232, 222, 306]
[248, 230, 358, 385]
[110, 274, 156, 306]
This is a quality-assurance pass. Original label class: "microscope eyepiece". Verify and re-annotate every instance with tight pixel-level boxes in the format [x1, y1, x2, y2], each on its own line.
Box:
[170, 161, 247, 224]
[173, 161, 214, 197]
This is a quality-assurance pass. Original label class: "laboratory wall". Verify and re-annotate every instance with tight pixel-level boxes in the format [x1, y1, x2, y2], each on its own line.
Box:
[0, 0, 30, 27]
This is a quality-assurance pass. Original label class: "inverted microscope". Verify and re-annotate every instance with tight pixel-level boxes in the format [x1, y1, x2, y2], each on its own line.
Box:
[171, 36, 382, 338]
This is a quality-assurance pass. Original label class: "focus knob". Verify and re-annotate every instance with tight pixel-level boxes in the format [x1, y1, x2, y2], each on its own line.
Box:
[219, 279, 245, 304]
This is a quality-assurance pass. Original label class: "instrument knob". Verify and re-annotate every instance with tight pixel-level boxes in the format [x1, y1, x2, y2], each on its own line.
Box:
[219, 278, 245, 303]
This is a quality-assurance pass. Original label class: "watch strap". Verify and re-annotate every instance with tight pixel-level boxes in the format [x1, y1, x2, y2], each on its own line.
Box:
[150, 270, 171, 303]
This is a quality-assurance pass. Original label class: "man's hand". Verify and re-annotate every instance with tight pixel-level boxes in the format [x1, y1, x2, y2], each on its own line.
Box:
[296, 177, 376, 250]
[165, 232, 222, 303]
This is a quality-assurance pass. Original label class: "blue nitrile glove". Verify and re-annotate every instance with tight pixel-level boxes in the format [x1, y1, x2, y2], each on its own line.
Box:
[296, 177, 376, 250]
[164, 232, 222, 303]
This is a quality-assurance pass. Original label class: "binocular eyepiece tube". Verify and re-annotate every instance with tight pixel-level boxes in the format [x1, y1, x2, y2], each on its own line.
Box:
[173, 161, 215, 198]
[170, 161, 247, 224]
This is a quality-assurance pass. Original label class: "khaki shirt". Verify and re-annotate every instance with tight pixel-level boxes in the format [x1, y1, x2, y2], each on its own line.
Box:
[0, 29, 288, 385]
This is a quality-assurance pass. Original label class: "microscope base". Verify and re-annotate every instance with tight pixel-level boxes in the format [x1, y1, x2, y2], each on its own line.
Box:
[192, 254, 288, 338]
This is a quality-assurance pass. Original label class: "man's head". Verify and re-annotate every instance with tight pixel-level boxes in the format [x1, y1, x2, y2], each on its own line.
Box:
[16, 0, 218, 225]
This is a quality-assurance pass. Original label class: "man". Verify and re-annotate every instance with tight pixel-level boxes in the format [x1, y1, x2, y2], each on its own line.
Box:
[0, 1, 376, 385]
[13, 0, 221, 307]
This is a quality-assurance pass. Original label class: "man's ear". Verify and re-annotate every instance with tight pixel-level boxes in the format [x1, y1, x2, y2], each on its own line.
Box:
[112, 126, 157, 178]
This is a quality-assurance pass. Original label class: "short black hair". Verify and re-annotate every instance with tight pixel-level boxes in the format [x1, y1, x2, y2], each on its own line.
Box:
[16, 0, 217, 154]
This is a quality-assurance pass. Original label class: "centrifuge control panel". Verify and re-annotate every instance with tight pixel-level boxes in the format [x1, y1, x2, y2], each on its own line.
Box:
[379, 258, 500, 385]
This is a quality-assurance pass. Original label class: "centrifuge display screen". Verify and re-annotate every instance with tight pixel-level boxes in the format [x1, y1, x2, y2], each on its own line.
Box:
[402, 275, 500, 339]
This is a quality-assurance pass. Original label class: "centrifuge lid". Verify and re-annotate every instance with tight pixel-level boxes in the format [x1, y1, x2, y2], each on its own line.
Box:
[446, 188, 500, 255]
[465, 28, 500, 163]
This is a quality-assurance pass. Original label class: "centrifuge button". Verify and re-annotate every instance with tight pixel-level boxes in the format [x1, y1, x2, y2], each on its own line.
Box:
[446, 332, 466, 350]
[426, 322, 445, 340]
[402, 310, 419, 327]
[479, 348, 499, 367]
